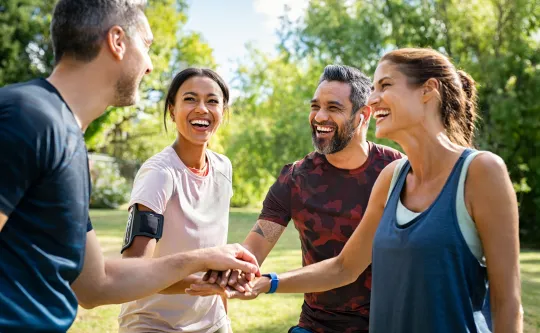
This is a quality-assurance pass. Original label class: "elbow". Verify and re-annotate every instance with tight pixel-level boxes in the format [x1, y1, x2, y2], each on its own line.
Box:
[74, 283, 108, 309]
[77, 296, 100, 310]
[336, 254, 358, 286]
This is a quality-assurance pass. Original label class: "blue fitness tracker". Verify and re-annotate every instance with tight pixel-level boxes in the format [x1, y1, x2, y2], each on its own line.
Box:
[262, 272, 279, 294]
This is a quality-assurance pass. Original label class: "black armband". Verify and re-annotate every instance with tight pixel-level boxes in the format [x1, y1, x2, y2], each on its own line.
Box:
[121, 204, 164, 253]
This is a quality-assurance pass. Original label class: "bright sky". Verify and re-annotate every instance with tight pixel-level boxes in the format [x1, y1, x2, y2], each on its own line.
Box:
[183, 0, 308, 92]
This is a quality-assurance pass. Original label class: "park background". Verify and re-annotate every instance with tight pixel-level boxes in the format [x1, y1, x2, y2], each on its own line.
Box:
[1, 0, 538, 331]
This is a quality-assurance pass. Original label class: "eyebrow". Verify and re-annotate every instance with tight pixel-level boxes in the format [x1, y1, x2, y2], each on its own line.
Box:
[378, 76, 392, 84]
[183, 92, 220, 97]
[327, 100, 345, 108]
[371, 76, 392, 91]
[310, 99, 345, 108]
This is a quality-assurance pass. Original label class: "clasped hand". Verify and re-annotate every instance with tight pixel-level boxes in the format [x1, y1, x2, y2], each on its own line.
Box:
[186, 269, 269, 300]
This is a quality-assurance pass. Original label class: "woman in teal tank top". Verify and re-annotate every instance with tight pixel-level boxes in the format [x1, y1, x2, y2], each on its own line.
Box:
[223, 48, 522, 332]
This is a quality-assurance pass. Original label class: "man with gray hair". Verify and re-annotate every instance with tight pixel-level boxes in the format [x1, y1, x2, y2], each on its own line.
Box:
[192, 65, 403, 333]
[0, 1, 258, 332]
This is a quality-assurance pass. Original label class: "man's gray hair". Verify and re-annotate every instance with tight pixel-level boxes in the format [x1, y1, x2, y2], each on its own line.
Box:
[51, 0, 147, 64]
[318, 65, 372, 115]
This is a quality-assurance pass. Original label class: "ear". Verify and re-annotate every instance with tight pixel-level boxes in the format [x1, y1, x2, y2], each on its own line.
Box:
[168, 104, 175, 119]
[106, 25, 128, 61]
[422, 78, 440, 103]
[357, 105, 372, 128]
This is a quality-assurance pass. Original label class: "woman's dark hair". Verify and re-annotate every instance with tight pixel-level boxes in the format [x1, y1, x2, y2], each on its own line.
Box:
[163, 68, 230, 131]
[381, 48, 478, 147]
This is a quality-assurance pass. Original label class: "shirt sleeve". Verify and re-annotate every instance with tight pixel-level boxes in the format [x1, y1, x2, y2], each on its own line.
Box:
[0, 108, 42, 216]
[228, 158, 234, 198]
[86, 217, 94, 232]
[259, 164, 294, 227]
[129, 165, 174, 214]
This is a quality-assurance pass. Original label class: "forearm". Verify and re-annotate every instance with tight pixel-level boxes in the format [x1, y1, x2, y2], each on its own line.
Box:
[493, 302, 523, 333]
[84, 250, 206, 307]
[159, 274, 202, 294]
[244, 219, 285, 266]
[242, 240, 268, 266]
[278, 257, 355, 293]
[251, 256, 355, 295]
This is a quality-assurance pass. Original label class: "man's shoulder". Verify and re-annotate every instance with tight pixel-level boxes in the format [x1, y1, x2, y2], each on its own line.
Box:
[370, 142, 404, 163]
[283, 151, 324, 174]
[0, 79, 67, 133]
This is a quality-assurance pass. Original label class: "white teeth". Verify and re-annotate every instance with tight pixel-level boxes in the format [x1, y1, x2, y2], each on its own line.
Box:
[316, 126, 334, 133]
[374, 110, 390, 118]
[190, 119, 210, 126]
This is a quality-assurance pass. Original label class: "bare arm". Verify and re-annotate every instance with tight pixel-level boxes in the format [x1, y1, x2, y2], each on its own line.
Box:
[122, 204, 203, 295]
[72, 232, 259, 309]
[202, 219, 286, 291]
[72, 230, 206, 309]
[467, 153, 523, 332]
[244, 219, 286, 265]
[218, 161, 399, 297]
[0, 212, 7, 232]
[124, 236, 203, 295]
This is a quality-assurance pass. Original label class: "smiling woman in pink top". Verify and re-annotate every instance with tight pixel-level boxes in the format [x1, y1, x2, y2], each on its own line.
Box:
[118, 68, 234, 333]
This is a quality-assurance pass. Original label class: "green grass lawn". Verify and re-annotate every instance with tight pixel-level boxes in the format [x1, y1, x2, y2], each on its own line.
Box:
[69, 209, 540, 333]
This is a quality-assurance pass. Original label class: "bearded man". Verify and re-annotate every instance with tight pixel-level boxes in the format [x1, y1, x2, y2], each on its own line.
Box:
[195, 65, 403, 333]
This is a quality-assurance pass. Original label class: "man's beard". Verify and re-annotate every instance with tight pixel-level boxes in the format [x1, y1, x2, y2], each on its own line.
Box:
[311, 116, 356, 155]
[113, 70, 140, 107]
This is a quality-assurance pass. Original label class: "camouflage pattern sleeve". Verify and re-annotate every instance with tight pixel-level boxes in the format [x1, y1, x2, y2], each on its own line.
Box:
[259, 163, 294, 227]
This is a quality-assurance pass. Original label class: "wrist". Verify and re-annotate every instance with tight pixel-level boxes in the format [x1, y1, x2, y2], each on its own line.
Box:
[173, 248, 206, 273]
[254, 276, 272, 294]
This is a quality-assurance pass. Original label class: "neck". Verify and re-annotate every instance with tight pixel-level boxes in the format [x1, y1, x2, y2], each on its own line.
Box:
[47, 60, 114, 130]
[325, 136, 370, 170]
[172, 135, 207, 169]
[395, 127, 464, 182]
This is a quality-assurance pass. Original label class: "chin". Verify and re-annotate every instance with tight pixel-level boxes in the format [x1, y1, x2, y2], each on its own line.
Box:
[375, 127, 391, 139]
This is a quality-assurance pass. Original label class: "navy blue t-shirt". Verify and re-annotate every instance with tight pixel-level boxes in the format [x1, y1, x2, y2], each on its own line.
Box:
[0, 79, 94, 332]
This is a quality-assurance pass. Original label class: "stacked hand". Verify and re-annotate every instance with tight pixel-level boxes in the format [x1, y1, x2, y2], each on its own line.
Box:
[201, 244, 261, 278]
[186, 268, 271, 300]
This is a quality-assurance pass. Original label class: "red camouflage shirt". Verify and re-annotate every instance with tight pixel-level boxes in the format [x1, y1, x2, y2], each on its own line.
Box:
[260, 142, 403, 333]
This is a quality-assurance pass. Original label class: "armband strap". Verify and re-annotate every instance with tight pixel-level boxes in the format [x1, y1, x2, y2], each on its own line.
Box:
[121, 204, 164, 253]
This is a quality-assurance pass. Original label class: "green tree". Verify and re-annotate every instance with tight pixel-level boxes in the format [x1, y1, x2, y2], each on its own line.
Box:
[0, 0, 55, 86]
[222, 46, 323, 206]
[233, 0, 540, 242]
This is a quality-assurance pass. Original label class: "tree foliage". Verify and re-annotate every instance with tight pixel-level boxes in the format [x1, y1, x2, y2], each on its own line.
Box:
[1, 0, 538, 242]
[0, 0, 55, 85]
[227, 0, 540, 243]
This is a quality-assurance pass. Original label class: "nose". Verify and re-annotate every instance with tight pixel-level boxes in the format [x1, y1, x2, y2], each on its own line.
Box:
[195, 100, 209, 114]
[313, 108, 330, 123]
[367, 91, 380, 107]
[145, 57, 153, 75]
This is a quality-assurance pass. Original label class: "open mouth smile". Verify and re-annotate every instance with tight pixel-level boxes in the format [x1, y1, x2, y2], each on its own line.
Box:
[374, 109, 390, 124]
[189, 119, 211, 132]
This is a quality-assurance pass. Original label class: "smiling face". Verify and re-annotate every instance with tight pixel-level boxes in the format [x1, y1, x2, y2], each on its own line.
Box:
[169, 76, 225, 146]
[368, 60, 426, 140]
[309, 80, 359, 155]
